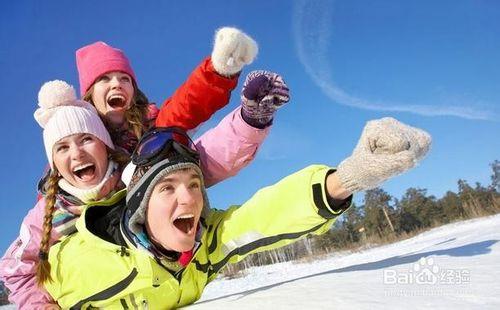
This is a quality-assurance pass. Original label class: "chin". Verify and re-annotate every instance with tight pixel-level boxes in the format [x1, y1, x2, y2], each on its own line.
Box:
[170, 240, 195, 253]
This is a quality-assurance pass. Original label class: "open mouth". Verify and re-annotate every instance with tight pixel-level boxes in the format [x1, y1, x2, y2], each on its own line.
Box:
[73, 163, 96, 182]
[107, 94, 127, 109]
[173, 214, 195, 235]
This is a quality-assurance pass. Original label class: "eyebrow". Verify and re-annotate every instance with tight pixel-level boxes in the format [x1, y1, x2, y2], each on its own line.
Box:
[158, 173, 201, 184]
[189, 173, 202, 181]
[53, 141, 66, 148]
[54, 133, 89, 146]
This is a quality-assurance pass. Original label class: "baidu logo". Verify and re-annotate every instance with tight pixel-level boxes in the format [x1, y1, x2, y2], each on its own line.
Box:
[413, 257, 439, 284]
[383, 257, 469, 285]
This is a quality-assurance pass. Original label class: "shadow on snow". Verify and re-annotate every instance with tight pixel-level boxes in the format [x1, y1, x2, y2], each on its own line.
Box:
[196, 239, 498, 304]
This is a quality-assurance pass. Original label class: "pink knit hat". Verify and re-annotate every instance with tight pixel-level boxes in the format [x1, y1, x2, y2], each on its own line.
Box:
[76, 41, 136, 97]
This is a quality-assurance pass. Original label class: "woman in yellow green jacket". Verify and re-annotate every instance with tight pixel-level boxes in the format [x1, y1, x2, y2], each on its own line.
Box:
[45, 119, 431, 309]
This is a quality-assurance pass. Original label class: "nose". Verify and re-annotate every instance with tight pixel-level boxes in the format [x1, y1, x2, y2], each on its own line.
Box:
[69, 143, 84, 160]
[109, 76, 122, 89]
[177, 185, 196, 206]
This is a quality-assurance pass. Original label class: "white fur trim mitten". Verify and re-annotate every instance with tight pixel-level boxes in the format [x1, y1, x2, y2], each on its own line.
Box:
[211, 27, 258, 77]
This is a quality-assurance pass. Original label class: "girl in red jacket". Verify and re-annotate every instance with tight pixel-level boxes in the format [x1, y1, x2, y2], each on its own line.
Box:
[77, 27, 260, 154]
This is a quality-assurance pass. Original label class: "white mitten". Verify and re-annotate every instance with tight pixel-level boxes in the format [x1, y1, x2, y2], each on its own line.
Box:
[336, 117, 432, 192]
[211, 27, 258, 77]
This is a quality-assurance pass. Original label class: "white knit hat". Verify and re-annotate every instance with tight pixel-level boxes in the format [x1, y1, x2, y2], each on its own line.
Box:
[34, 80, 114, 169]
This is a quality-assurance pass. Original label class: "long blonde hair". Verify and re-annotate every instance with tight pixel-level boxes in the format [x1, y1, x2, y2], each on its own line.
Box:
[82, 81, 150, 139]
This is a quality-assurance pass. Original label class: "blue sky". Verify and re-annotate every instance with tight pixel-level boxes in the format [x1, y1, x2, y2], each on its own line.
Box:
[0, 0, 498, 253]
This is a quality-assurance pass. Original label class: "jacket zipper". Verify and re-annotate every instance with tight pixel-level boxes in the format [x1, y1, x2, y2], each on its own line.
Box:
[70, 268, 138, 309]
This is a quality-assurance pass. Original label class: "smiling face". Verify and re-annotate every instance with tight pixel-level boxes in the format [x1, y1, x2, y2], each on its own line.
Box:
[52, 133, 109, 189]
[145, 169, 204, 253]
[90, 71, 134, 128]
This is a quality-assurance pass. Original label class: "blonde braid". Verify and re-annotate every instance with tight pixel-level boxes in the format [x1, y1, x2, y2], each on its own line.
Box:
[35, 170, 60, 286]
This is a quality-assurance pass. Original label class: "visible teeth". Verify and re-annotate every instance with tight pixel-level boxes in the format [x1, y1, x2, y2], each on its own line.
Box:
[109, 94, 125, 100]
[176, 214, 194, 220]
[73, 163, 93, 172]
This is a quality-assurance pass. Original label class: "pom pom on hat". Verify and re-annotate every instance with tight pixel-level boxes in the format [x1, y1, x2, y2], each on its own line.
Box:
[38, 80, 77, 110]
[34, 80, 98, 128]
[34, 80, 114, 169]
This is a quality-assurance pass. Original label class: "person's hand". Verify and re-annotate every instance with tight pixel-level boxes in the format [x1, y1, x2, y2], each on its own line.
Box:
[336, 117, 431, 193]
[240, 70, 290, 128]
[211, 27, 258, 77]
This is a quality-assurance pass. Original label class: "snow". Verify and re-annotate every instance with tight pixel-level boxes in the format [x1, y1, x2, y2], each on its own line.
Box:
[189, 214, 500, 309]
[2, 214, 499, 309]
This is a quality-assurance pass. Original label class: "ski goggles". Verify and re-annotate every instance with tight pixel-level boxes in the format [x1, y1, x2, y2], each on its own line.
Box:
[131, 127, 200, 167]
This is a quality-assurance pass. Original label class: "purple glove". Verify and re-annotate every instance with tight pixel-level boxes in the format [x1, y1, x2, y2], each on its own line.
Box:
[241, 70, 290, 128]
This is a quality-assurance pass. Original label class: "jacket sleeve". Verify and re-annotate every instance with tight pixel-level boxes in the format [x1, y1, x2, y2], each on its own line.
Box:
[155, 56, 238, 130]
[194, 106, 270, 187]
[201, 165, 352, 280]
[0, 199, 57, 308]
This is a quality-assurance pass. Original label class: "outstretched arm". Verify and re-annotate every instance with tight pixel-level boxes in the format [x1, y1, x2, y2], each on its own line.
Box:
[194, 71, 290, 187]
[201, 118, 431, 280]
[155, 27, 258, 130]
[194, 106, 269, 187]
[202, 165, 346, 281]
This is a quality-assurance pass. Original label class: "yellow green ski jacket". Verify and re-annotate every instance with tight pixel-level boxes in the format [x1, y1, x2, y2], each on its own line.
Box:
[45, 165, 351, 309]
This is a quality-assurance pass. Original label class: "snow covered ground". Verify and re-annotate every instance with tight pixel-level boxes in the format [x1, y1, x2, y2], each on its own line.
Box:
[189, 214, 500, 309]
[2, 214, 499, 309]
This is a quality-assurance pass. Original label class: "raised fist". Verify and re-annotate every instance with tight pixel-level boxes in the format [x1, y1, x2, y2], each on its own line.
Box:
[240, 70, 290, 128]
[336, 117, 431, 192]
[211, 27, 258, 76]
